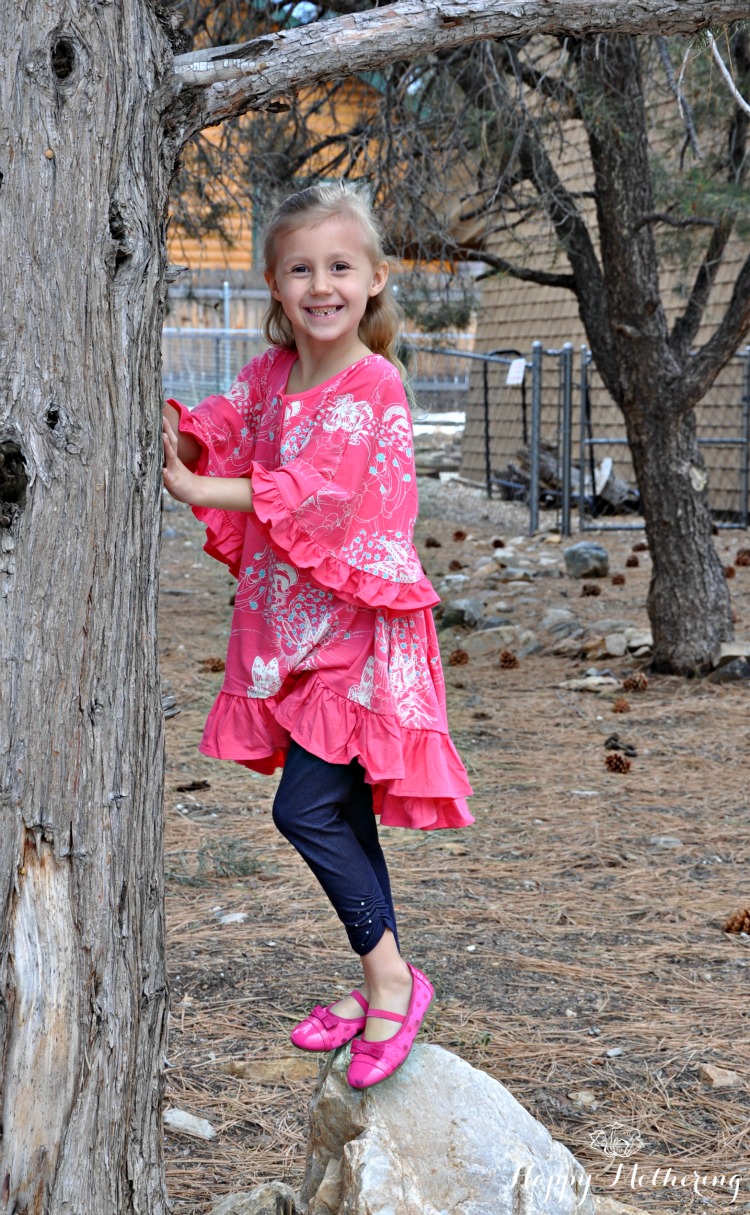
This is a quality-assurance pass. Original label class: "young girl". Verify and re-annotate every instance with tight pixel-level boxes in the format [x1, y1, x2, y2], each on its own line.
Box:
[162, 182, 473, 1089]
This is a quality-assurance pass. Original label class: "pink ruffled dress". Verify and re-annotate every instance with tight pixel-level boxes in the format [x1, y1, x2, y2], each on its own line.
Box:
[169, 346, 473, 830]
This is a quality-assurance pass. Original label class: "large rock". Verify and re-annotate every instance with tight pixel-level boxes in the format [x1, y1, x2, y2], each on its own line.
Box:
[564, 541, 609, 579]
[303, 1045, 595, 1215]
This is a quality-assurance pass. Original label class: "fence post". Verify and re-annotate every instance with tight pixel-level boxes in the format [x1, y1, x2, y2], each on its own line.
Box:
[482, 358, 492, 500]
[560, 343, 573, 536]
[578, 346, 589, 532]
[742, 351, 750, 530]
[529, 341, 542, 535]
[223, 280, 232, 391]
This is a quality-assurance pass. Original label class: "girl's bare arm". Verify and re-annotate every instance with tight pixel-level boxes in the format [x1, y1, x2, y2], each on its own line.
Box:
[162, 418, 253, 512]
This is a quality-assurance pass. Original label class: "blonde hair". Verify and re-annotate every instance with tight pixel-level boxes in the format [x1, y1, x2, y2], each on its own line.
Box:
[261, 182, 404, 369]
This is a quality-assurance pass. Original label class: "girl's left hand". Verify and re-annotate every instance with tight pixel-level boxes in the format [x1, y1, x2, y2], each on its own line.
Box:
[163, 417, 202, 505]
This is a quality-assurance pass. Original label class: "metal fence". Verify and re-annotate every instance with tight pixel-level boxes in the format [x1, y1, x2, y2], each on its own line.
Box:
[162, 325, 750, 535]
[162, 325, 474, 414]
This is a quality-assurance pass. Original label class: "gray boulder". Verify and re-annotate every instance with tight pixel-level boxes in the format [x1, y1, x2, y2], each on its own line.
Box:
[564, 541, 609, 579]
[303, 1044, 595, 1215]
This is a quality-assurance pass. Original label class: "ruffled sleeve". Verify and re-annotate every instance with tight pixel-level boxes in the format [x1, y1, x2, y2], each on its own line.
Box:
[165, 350, 286, 579]
[251, 357, 439, 613]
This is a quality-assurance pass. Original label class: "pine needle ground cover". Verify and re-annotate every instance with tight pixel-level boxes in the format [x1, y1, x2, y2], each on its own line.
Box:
[160, 487, 750, 1215]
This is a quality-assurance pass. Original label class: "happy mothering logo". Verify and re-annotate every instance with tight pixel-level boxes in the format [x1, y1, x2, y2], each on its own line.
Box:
[590, 1123, 744, 1205]
[589, 1122, 644, 1160]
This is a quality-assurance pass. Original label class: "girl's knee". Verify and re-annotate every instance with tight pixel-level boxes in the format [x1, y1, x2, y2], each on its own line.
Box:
[272, 795, 295, 840]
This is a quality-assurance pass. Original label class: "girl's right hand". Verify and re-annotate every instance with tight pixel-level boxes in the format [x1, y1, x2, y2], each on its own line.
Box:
[163, 416, 202, 505]
[163, 403, 201, 466]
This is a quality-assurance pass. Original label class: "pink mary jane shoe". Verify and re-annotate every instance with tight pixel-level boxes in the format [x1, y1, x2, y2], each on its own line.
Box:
[347, 964, 434, 1089]
[290, 989, 368, 1052]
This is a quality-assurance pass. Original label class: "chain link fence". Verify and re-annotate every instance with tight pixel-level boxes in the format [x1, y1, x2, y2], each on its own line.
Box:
[162, 321, 750, 535]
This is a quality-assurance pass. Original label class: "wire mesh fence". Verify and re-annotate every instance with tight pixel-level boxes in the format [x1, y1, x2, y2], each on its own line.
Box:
[162, 326, 474, 415]
[162, 323, 750, 535]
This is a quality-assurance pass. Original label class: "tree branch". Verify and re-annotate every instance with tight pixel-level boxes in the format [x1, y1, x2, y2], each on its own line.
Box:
[451, 243, 577, 289]
[633, 211, 719, 231]
[680, 248, 750, 405]
[707, 31, 750, 117]
[669, 221, 733, 359]
[170, 1, 750, 140]
[655, 35, 703, 160]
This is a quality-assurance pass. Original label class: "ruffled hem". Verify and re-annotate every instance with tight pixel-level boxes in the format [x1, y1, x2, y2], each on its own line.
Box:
[168, 398, 246, 578]
[199, 677, 474, 832]
[250, 464, 440, 615]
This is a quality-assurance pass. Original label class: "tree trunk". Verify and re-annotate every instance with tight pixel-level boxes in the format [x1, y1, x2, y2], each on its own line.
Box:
[572, 36, 733, 673]
[0, 3, 175, 1211]
[625, 404, 732, 672]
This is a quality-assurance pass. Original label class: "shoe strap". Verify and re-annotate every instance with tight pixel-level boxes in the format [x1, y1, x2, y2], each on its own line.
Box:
[349, 989, 369, 1013]
[366, 1007, 406, 1024]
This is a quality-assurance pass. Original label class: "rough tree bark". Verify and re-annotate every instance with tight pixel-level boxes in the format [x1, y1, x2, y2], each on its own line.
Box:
[172, 0, 750, 132]
[571, 35, 744, 671]
[0, 3, 176, 1211]
[1, 3, 747, 1214]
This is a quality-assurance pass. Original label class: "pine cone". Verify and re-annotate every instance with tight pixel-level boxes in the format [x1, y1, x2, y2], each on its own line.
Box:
[499, 649, 519, 669]
[612, 698, 631, 713]
[200, 657, 226, 673]
[623, 673, 648, 693]
[448, 558, 466, 572]
[736, 548, 750, 567]
[424, 536, 442, 548]
[724, 908, 750, 934]
[605, 752, 631, 774]
[625, 555, 640, 568]
[611, 573, 626, 586]
[453, 529, 468, 542]
[632, 541, 649, 553]
[449, 648, 469, 666]
[581, 582, 602, 597]
[725, 565, 736, 579]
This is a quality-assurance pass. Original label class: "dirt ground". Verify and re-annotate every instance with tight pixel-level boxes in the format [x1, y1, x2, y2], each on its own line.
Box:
[159, 480, 750, 1215]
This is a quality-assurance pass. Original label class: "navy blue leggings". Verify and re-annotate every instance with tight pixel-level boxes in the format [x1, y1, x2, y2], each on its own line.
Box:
[272, 740, 399, 956]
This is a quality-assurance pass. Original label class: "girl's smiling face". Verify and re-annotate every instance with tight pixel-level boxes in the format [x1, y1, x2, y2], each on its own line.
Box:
[265, 217, 388, 358]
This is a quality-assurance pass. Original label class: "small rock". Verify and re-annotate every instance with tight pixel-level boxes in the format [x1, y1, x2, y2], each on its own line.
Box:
[164, 1107, 216, 1141]
[209, 1182, 298, 1215]
[440, 573, 470, 591]
[464, 625, 537, 659]
[564, 541, 609, 579]
[648, 835, 683, 850]
[440, 597, 485, 629]
[476, 615, 514, 631]
[709, 660, 748, 690]
[495, 567, 534, 583]
[707, 658, 750, 683]
[603, 633, 628, 657]
[218, 912, 248, 925]
[567, 1089, 598, 1108]
[624, 629, 653, 649]
[595, 619, 633, 632]
[541, 608, 575, 632]
[558, 676, 619, 691]
[162, 526, 179, 539]
[712, 641, 750, 668]
[697, 1063, 741, 1088]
